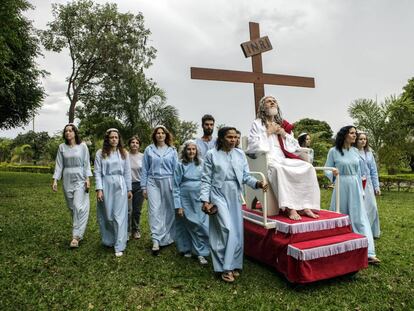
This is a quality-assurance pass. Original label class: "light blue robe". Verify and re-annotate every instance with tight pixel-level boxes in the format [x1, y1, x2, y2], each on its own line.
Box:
[94, 150, 132, 253]
[53, 143, 92, 239]
[358, 149, 381, 238]
[200, 148, 258, 272]
[196, 138, 216, 159]
[141, 144, 178, 246]
[173, 161, 209, 257]
[325, 147, 376, 257]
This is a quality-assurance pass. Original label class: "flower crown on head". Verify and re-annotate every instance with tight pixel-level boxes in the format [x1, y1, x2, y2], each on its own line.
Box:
[154, 125, 167, 131]
[106, 128, 119, 133]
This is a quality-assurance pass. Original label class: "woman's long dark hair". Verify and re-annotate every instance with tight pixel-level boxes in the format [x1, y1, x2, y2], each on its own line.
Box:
[298, 133, 309, 147]
[63, 124, 81, 145]
[102, 129, 127, 159]
[335, 125, 355, 156]
[216, 126, 237, 151]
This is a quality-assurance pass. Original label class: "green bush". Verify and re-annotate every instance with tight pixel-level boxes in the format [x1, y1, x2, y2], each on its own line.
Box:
[379, 174, 414, 191]
[316, 172, 414, 192]
[0, 163, 54, 174]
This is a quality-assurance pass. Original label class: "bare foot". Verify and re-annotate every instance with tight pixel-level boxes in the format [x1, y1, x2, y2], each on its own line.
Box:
[287, 208, 301, 221]
[299, 209, 319, 219]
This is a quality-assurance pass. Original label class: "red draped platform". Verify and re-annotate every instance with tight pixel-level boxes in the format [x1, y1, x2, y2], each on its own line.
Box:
[243, 207, 368, 283]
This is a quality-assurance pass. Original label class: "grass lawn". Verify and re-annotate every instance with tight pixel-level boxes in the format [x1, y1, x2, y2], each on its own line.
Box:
[0, 171, 413, 310]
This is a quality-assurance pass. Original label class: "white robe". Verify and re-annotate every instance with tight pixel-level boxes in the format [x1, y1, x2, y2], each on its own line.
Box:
[246, 119, 320, 211]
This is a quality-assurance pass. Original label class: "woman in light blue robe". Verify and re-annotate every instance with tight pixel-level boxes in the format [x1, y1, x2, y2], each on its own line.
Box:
[354, 132, 381, 238]
[325, 126, 380, 264]
[173, 140, 209, 264]
[52, 124, 92, 248]
[141, 125, 178, 255]
[200, 127, 267, 282]
[95, 128, 132, 257]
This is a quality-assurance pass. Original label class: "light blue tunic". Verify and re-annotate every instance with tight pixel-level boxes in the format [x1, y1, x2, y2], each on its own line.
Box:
[141, 144, 178, 246]
[173, 161, 209, 257]
[196, 138, 216, 159]
[200, 148, 258, 272]
[358, 149, 381, 238]
[53, 143, 92, 239]
[94, 150, 132, 253]
[325, 147, 376, 257]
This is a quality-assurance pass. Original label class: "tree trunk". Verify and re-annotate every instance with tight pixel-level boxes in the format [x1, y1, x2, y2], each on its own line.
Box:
[409, 155, 414, 172]
[68, 95, 77, 123]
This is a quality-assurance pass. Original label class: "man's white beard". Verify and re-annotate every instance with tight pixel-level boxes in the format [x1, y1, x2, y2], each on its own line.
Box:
[266, 107, 278, 116]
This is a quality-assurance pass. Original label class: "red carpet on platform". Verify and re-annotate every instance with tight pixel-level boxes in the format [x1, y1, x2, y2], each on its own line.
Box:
[243, 206, 368, 283]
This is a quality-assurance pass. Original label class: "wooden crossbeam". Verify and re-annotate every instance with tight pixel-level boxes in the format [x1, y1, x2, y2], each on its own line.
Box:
[191, 67, 315, 87]
[190, 22, 315, 115]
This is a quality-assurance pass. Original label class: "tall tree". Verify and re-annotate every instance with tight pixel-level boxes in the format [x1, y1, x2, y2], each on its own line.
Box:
[77, 71, 188, 148]
[402, 77, 414, 102]
[0, 138, 13, 162]
[380, 96, 414, 173]
[0, 0, 46, 129]
[293, 118, 333, 141]
[12, 131, 50, 164]
[348, 98, 389, 153]
[401, 78, 414, 171]
[40, 0, 156, 123]
[349, 96, 414, 173]
[174, 120, 198, 147]
[11, 144, 32, 164]
[112, 74, 178, 141]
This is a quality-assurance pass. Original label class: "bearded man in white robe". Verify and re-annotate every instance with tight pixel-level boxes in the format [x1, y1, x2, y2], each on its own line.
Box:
[246, 96, 320, 220]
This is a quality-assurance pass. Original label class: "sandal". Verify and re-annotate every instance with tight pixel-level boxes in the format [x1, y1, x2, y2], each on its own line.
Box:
[232, 270, 240, 278]
[70, 238, 79, 248]
[368, 256, 381, 265]
[221, 271, 235, 283]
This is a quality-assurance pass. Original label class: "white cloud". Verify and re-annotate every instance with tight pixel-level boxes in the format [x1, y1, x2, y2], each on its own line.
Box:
[2, 0, 413, 140]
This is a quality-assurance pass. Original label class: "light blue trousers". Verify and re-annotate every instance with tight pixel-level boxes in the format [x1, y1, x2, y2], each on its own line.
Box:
[64, 186, 90, 239]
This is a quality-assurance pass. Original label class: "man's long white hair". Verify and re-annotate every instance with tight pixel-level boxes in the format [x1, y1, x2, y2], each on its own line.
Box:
[257, 95, 283, 126]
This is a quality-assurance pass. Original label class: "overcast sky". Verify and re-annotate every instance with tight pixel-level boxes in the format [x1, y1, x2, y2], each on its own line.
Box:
[2, 0, 413, 139]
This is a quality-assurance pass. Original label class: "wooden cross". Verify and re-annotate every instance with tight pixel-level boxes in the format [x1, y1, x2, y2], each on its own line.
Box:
[191, 22, 315, 115]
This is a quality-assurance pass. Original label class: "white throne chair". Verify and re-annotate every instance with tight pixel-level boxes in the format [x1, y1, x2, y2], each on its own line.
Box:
[241, 137, 279, 217]
[241, 136, 338, 222]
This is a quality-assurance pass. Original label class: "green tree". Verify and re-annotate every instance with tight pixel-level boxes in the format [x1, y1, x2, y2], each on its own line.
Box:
[349, 95, 414, 174]
[0, 138, 13, 162]
[77, 71, 186, 148]
[174, 120, 198, 147]
[348, 98, 389, 154]
[11, 144, 32, 164]
[380, 96, 414, 173]
[40, 0, 156, 123]
[45, 135, 63, 162]
[401, 77, 414, 171]
[12, 131, 50, 164]
[402, 77, 414, 102]
[293, 118, 333, 141]
[0, 0, 46, 129]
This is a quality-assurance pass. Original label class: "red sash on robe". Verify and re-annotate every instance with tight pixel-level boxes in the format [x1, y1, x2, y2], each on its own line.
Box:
[278, 120, 302, 160]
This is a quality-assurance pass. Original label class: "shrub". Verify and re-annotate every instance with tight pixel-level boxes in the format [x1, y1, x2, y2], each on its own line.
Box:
[0, 163, 53, 174]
